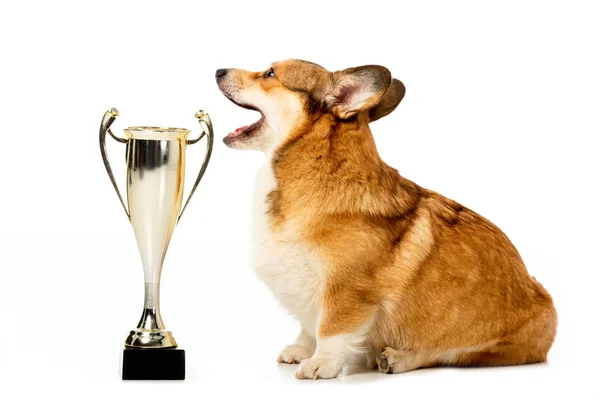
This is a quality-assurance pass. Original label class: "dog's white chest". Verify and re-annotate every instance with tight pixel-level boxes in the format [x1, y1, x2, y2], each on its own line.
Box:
[249, 163, 323, 336]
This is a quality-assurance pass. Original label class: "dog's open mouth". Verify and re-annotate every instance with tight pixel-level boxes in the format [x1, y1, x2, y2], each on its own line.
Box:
[223, 98, 265, 145]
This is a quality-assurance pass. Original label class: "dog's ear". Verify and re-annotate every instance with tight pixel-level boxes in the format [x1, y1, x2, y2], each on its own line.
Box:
[324, 65, 391, 119]
[368, 79, 406, 122]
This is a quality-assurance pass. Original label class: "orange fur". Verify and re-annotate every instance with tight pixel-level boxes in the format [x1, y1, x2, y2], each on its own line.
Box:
[217, 60, 557, 376]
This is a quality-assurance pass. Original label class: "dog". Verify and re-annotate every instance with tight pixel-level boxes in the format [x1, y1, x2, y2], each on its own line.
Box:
[216, 60, 557, 379]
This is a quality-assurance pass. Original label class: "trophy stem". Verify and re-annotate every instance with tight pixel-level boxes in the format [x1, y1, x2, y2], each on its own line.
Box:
[137, 282, 165, 331]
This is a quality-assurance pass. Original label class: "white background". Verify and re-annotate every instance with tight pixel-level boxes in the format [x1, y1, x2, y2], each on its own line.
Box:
[1, 0, 598, 398]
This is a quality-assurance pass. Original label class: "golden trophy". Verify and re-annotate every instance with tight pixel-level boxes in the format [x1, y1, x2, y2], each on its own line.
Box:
[99, 108, 213, 380]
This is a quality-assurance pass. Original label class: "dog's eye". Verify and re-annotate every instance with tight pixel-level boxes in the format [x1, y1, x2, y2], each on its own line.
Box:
[264, 68, 275, 79]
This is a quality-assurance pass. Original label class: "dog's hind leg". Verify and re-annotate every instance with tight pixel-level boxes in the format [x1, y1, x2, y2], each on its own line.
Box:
[377, 307, 557, 373]
[376, 347, 437, 374]
[456, 308, 557, 367]
[376, 345, 492, 374]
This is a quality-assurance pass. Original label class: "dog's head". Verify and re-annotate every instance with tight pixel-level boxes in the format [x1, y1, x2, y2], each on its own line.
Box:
[216, 59, 405, 152]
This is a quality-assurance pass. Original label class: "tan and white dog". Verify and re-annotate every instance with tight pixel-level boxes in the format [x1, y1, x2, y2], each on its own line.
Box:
[216, 60, 557, 380]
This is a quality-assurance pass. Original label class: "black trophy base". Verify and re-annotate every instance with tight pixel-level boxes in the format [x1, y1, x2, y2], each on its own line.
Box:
[122, 348, 185, 380]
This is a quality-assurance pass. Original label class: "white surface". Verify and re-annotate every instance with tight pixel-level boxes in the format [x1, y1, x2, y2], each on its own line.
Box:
[0, 0, 598, 398]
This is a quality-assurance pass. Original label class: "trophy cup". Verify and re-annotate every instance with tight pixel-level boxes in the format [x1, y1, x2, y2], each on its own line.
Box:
[99, 108, 213, 380]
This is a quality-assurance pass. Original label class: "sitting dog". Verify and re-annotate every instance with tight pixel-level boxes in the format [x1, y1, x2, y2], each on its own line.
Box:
[215, 60, 557, 379]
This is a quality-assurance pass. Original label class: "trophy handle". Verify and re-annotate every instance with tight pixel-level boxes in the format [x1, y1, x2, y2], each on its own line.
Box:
[99, 108, 130, 218]
[178, 110, 214, 222]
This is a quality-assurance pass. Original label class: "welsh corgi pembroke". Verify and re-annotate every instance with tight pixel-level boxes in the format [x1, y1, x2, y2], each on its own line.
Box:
[216, 60, 557, 379]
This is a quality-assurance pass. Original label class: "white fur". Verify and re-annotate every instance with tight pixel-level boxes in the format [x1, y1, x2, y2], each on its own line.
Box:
[231, 68, 325, 339]
[250, 164, 324, 336]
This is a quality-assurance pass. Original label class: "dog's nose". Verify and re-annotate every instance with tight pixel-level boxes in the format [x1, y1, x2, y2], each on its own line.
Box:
[215, 69, 228, 79]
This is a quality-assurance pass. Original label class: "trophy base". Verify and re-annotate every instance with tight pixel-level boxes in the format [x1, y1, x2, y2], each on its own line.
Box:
[122, 348, 185, 380]
[125, 329, 178, 348]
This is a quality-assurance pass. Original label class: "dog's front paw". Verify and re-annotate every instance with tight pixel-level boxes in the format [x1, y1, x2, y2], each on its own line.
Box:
[277, 344, 313, 364]
[295, 358, 343, 380]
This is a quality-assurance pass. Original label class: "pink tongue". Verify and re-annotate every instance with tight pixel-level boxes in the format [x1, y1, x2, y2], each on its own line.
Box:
[229, 125, 248, 137]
